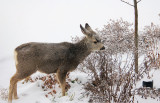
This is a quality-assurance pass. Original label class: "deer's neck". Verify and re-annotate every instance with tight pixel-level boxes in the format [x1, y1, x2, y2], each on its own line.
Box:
[72, 37, 91, 63]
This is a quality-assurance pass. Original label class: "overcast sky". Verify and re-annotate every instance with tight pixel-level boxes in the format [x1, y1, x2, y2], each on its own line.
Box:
[0, 0, 160, 58]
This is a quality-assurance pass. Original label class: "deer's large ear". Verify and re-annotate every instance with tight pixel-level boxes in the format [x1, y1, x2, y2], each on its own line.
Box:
[80, 24, 90, 37]
[85, 23, 93, 32]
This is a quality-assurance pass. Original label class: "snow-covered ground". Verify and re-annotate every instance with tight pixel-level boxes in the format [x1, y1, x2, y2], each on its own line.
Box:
[134, 69, 160, 103]
[0, 56, 160, 103]
[0, 56, 90, 103]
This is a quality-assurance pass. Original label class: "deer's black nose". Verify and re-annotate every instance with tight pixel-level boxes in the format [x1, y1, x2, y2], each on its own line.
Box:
[100, 46, 105, 50]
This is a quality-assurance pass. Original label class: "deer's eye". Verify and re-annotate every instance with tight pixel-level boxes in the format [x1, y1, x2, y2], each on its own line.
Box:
[94, 39, 100, 44]
[94, 41, 98, 44]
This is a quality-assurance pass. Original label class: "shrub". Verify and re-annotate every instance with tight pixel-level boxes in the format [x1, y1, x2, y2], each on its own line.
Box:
[0, 88, 8, 101]
[23, 73, 71, 97]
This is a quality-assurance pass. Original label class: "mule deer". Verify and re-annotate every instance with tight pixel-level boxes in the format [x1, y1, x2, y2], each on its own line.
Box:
[8, 23, 105, 103]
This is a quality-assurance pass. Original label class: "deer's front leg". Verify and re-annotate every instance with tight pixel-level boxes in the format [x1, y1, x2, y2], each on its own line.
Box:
[56, 69, 67, 96]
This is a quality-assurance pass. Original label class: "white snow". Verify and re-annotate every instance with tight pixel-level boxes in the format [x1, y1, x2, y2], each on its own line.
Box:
[0, 57, 90, 103]
[133, 69, 160, 103]
[135, 69, 160, 89]
[0, 56, 160, 103]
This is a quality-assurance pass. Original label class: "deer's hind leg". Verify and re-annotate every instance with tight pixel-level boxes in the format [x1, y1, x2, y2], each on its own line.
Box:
[56, 69, 67, 96]
[13, 82, 18, 99]
[8, 68, 36, 103]
[8, 73, 19, 103]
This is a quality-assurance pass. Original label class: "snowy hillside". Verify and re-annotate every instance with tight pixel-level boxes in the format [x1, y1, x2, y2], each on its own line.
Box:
[0, 56, 160, 103]
[0, 57, 90, 103]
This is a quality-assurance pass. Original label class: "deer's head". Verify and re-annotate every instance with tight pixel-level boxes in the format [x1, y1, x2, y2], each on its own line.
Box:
[80, 23, 105, 51]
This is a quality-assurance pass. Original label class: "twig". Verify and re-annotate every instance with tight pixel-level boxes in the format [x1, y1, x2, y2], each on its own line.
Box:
[137, 0, 142, 3]
[121, 0, 134, 7]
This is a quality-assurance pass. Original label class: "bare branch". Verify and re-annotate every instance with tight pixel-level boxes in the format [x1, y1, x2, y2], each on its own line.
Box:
[137, 0, 142, 3]
[121, 0, 134, 7]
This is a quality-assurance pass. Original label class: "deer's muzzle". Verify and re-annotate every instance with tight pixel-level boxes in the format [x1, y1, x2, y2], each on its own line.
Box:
[100, 46, 105, 50]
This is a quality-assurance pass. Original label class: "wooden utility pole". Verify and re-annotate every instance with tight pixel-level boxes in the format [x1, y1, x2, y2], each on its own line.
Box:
[121, 0, 141, 74]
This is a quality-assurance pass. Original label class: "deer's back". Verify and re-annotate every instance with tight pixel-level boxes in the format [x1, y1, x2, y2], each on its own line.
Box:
[15, 42, 73, 73]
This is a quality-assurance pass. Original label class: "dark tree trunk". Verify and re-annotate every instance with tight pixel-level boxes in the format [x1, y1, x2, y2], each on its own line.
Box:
[133, 0, 138, 74]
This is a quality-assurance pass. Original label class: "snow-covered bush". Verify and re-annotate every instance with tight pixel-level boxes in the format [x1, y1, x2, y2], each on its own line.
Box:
[97, 19, 134, 54]
[0, 88, 8, 101]
[73, 19, 160, 103]
[139, 23, 160, 68]
[96, 19, 160, 56]
[82, 52, 135, 103]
